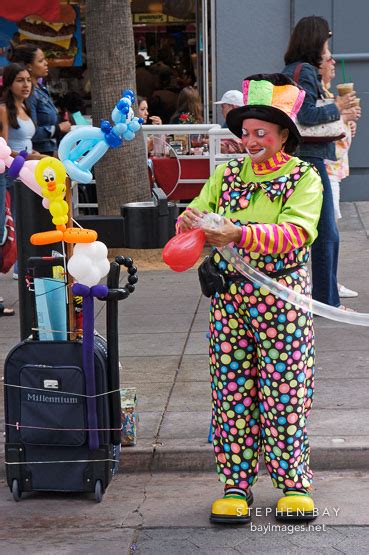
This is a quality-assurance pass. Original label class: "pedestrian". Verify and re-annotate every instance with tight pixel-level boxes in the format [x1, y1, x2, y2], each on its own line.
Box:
[137, 96, 163, 155]
[150, 66, 179, 124]
[214, 90, 246, 154]
[137, 96, 162, 125]
[0, 296, 14, 317]
[177, 73, 323, 523]
[0, 63, 44, 280]
[320, 53, 361, 298]
[135, 54, 157, 104]
[282, 16, 357, 308]
[214, 90, 244, 126]
[169, 86, 203, 124]
[9, 44, 71, 155]
[0, 64, 43, 159]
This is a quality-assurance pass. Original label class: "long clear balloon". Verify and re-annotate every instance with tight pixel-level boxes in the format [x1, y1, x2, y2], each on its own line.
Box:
[219, 245, 369, 326]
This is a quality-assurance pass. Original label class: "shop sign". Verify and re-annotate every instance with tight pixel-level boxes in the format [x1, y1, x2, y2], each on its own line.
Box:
[133, 12, 194, 24]
[133, 13, 168, 24]
[0, 3, 82, 68]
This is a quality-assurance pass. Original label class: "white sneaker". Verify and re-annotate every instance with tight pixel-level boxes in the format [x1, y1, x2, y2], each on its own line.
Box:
[338, 283, 358, 298]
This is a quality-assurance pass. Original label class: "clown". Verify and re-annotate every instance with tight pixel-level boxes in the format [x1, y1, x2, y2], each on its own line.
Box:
[177, 74, 323, 523]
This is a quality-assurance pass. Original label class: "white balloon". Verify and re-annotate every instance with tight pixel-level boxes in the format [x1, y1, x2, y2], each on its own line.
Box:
[73, 242, 96, 257]
[79, 266, 101, 288]
[67, 254, 90, 280]
[96, 258, 110, 278]
[68, 240, 110, 287]
[94, 241, 108, 259]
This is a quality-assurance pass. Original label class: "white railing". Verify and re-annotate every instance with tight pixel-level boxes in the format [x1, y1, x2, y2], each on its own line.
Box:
[142, 124, 247, 206]
[142, 123, 247, 174]
[72, 124, 248, 214]
[71, 179, 97, 215]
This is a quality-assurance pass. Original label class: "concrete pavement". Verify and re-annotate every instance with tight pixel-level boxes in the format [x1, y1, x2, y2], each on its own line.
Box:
[0, 471, 369, 553]
[1, 201, 369, 552]
[1, 202, 369, 474]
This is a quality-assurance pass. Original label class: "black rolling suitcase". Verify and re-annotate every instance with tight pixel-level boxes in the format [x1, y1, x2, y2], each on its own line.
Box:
[4, 255, 137, 502]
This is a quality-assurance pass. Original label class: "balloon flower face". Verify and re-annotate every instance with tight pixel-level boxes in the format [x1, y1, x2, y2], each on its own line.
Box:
[35, 157, 67, 188]
[67, 241, 111, 288]
[40, 168, 66, 200]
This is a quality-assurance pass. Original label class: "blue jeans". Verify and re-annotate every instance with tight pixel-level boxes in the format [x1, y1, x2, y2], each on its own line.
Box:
[301, 157, 340, 307]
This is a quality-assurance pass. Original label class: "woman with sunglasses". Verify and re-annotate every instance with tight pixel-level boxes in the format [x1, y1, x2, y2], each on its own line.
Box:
[283, 16, 357, 309]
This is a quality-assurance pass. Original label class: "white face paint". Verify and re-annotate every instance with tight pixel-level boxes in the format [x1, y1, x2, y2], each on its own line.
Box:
[245, 146, 267, 160]
[241, 119, 287, 163]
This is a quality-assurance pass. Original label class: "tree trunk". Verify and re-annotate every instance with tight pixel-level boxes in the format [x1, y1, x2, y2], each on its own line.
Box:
[85, 0, 151, 215]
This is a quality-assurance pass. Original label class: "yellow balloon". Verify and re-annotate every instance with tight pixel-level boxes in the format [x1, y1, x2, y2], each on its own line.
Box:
[34, 157, 67, 188]
[50, 199, 69, 225]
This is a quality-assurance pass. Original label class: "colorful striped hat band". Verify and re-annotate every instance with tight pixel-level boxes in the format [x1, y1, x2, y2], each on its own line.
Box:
[242, 79, 305, 123]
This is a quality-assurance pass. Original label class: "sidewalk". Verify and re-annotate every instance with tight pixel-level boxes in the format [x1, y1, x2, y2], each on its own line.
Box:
[1, 202, 369, 475]
[1, 470, 369, 553]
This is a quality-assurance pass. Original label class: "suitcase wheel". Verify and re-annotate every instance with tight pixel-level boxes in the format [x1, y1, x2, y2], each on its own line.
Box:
[11, 479, 22, 502]
[95, 479, 103, 503]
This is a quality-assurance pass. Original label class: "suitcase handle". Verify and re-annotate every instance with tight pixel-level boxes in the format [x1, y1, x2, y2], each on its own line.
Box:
[100, 256, 138, 301]
[104, 256, 138, 445]
[114, 255, 138, 296]
[27, 256, 65, 269]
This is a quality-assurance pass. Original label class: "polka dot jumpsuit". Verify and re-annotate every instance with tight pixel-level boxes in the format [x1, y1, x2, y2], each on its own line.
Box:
[207, 159, 317, 492]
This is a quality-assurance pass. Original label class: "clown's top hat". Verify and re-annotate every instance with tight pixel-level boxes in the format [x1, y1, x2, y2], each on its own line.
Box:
[226, 73, 305, 154]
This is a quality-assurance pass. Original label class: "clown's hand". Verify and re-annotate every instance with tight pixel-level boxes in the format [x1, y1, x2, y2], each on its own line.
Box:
[202, 218, 242, 247]
[177, 207, 204, 232]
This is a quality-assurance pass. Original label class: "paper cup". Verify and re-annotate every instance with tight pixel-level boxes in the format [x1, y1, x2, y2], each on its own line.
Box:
[336, 83, 354, 96]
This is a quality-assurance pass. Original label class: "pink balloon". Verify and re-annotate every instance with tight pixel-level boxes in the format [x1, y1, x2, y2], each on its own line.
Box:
[0, 137, 42, 198]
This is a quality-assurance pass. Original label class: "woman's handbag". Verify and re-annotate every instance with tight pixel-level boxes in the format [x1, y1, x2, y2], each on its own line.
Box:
[293, 64, 346, 143]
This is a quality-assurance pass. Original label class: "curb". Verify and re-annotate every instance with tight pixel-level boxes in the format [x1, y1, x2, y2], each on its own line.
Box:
[119, 442, 369, 473]
[1, 442, 368, 482]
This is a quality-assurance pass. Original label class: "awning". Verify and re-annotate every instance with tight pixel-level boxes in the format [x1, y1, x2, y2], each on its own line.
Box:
[0, 0, 61, 23]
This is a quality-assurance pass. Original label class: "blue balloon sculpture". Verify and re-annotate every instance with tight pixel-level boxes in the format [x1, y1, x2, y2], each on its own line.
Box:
[58, 89, 144, 184]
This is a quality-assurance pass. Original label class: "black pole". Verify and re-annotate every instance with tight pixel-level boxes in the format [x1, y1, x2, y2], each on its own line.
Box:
[106, 261, 121, 445]
[14, 181, 63, 340]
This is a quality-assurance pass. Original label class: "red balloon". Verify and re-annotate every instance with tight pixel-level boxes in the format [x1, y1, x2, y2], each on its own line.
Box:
[162, 228, 206, 272]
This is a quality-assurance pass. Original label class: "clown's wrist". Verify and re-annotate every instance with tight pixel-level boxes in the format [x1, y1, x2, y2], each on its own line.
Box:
[236, 225, 247, 247]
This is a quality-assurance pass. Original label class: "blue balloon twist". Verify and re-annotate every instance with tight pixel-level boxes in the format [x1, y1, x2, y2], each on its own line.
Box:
[58, 89, 143, 183]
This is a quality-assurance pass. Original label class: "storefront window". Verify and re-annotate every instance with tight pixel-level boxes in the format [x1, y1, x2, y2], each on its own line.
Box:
[0, 1, 210, 125]
[131, 0, 209, 123]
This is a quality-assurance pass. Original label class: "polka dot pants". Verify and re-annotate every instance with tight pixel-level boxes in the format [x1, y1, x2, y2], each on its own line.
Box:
[209, 268, 315, 492]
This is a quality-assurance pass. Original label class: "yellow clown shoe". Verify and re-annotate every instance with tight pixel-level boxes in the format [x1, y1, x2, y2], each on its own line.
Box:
[276, 490, 316, 521]
[210, 488, 253, 525]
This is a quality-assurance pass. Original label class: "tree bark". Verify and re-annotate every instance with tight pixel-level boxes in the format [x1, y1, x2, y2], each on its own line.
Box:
[85, 0, 151, 215]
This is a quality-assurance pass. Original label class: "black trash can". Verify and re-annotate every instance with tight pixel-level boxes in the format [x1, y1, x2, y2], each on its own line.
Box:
[121, 188, 178, 249]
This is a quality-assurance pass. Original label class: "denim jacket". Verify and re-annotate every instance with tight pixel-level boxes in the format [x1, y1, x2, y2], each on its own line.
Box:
[27, 84, 59, 153]
[283, 62, 340, 160]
